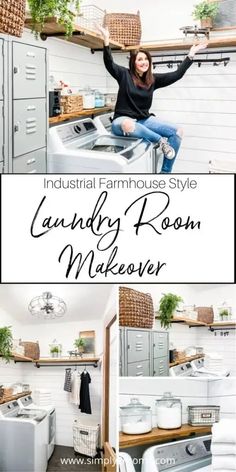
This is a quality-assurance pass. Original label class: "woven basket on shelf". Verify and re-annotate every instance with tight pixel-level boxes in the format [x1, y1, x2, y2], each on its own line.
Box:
[103, 10, 141, 46]
[0, 0, 26, 37]
[20, 341, 40, 360]
[195, 306, 214, 324]
[61, 95, 83, 114]
[119, 287, 154, 329]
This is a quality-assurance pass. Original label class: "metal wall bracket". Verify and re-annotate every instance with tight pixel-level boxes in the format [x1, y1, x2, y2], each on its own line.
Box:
[40, 31, 85, 41]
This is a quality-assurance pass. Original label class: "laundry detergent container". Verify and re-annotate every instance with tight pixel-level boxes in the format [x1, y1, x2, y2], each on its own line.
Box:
[120, 397, 152, 434]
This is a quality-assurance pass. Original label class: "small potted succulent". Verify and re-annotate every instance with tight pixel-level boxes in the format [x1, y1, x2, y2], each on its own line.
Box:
[192, 1, 219, 28]
[219, 308, 231, 321]
[50, 345, 61, 357]
[74, 337, 86, 357]
[156, 293, 183, 329]
[0, 326, 13, 363]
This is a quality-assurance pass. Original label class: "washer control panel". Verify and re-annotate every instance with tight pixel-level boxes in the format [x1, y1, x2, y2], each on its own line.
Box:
[57, 119, 97, 143]
[154, 435, 212, 470]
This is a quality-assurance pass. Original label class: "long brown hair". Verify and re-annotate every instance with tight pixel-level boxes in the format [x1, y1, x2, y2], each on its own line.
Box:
[129, 49, 154, 88]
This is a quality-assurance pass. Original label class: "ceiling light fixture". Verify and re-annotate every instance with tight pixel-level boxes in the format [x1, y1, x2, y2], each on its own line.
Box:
[28, 292, 66, 319]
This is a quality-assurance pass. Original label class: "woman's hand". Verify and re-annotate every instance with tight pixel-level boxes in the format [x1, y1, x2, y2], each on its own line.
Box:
[96, 24, 110, 46]
[188, 41, 208, 58]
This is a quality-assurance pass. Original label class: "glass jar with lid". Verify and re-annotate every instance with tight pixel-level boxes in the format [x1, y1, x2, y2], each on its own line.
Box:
[156, 392, 182, 429]
[120, 397, 152, 435]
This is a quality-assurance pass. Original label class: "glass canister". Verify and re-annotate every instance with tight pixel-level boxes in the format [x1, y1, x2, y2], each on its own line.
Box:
[120, 397, 152, 435]
[156, 392, 182, 429]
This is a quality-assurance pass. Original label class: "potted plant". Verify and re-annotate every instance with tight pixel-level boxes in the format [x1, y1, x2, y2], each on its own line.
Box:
[0, 326, 13, 363]
[192, 1, 219, 28]
[219, 308, 230, 321]
[74, 337, 86, 356]
[27, 0, 81, 37]
[157, 293, 183, 329]
[50, 345, 61, 357]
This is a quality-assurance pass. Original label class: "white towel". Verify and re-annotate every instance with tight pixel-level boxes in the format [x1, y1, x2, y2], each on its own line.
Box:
[211, 443, 236, 455]
[212, 455, 236, 470]
[69, 371, 80, 405]
[212, 419, 236, 444]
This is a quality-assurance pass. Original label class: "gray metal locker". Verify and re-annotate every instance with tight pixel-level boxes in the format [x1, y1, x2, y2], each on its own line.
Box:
[13, 148, 46, 173]
[0, 39, 3, 100]
[0, 102, 3, 166]
[127, 360, 150, 377]
[127, 329, 150, 364]
[13, 98, 46, 157]
[13, 42, 46, 99]
[153, 332, 168, 358]
[153, 357, 169, 376]
[119, 329, 124, 376]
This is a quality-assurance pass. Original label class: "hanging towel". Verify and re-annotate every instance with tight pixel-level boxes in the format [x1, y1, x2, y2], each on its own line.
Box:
[79, 371, 92, 414]
[212, 455, 236, 470]
[70, 371, 80, 405]
[64, 368, 72, 392]
[212, 419, 236, 444]
[211, 443, 236, 455]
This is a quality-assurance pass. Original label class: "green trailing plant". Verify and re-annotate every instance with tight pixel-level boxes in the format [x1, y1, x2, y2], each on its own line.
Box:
[50, 345, 60, 354]
[0, 326, 13, 363]
[74, 337, 86, 351]
[192, 1, 219, 20]
[158, 293, 183, 329]
[28, 0, 81, 38]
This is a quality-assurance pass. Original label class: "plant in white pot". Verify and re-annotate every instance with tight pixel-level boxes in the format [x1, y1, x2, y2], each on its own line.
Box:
[192, 1, 219, 29]
[74, 337, 86, 357]
[157, 293, 183, 329]
[219, 308, 231, 322]
[27, 0, 81, 37]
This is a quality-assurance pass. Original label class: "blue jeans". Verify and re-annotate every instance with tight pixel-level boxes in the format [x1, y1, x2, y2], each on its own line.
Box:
[112, 116, 182, 173]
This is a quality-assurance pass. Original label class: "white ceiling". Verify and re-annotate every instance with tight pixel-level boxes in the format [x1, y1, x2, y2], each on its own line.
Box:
[0, 284, 115, 324]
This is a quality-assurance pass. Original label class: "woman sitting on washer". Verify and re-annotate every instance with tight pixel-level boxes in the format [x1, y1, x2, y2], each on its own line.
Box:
[97, 25, 207, 173]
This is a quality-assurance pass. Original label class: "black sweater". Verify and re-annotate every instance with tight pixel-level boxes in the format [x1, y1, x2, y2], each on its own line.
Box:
[103, 46, 193, 120]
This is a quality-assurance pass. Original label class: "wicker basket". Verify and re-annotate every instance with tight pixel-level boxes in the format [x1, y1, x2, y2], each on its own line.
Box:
[119, 287, 154, 328]
[188, 405, 220, 426]
[60, 95, 83, 114]
[20, 341, 40, 360]
[195, 306, 214, 324]
[104, 11, 141, 46]
[0, 0, 26, 37]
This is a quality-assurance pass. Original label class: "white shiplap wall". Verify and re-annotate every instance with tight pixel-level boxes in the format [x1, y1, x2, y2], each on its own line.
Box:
[105, 49, 236, 173]
[0, 308, 23, 386]
[208, 378, 236, 420]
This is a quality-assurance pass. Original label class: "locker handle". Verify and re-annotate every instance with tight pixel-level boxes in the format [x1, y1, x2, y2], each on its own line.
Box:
[27, 158, 36, 165]
[136, 335, 143, 338]
[26, 52, 36, 57]
[13, 66, 19, 74]
[136, 372, 143, 376]
[136, 365, 143, 369]
[14, 122, 20, 132]
[27, 106, 36, 111]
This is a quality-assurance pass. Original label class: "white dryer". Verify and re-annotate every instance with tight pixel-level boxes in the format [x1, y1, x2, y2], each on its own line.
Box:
[48, 118, 153, 173]
[0, 399, 48, 472]
[141, 435, 212, 472]
[18, 394, 56, 459]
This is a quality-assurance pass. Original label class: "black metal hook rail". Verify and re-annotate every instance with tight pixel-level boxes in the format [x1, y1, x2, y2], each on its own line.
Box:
[34, 361, 99, 368]
[153, 57, 231, 68]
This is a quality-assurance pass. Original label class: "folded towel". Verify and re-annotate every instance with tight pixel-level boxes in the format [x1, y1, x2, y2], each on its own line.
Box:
[212, 455, 236, 470]
[212, 420, 236, 444]
[211, 444, 236, 455]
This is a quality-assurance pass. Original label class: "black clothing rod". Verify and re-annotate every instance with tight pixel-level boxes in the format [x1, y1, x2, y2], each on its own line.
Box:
[35, 362, 99, 368]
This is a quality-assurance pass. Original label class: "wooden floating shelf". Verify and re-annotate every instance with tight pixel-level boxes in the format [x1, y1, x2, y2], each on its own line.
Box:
[25, 18, 124, 50]
[169, 354, 204, 368]
[0, 391, 32, 405]
[120, 424, 212, 449]
[156, 317, 236, 328]
[126, 36, 236, 52]
[12, 356, 100, 368]
[49, 106, 113, 125]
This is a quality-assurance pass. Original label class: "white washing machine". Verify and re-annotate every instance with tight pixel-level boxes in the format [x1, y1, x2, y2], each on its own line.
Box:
[190, 358, 230, 378]
[48, 117, 153, 173]
[0, 399, 48, 472]
[119, 452, 136, 472]
[18, 394, 56, 459]
[141, 435, 212, 472]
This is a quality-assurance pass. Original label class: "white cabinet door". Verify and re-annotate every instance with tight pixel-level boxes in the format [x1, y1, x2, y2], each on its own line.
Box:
[13, 42, 46, 99]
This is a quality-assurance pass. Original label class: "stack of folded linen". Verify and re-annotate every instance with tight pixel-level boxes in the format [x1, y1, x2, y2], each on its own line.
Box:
[211, 419, 236, 471]
[205, 353, 224, 373]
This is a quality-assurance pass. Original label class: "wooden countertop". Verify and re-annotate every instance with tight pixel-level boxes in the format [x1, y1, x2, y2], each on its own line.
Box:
[49, 106, 113, 124]
[120, 424, 212, 448]
[169, 354, 204, 368]
[0, 391, 32, 405]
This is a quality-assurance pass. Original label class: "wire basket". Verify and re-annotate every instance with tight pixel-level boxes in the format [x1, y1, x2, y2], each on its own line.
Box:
[76, 4, 105, 31]
[0, 0, 26, 37]
[188, 406, 220, 426]
[119, 286, 154, 329]
[103, 11, 142, 46]
[73, 421, 100, 458]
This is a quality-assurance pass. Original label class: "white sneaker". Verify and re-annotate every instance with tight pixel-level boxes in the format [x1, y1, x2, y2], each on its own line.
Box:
[159, 138, 175, 159]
